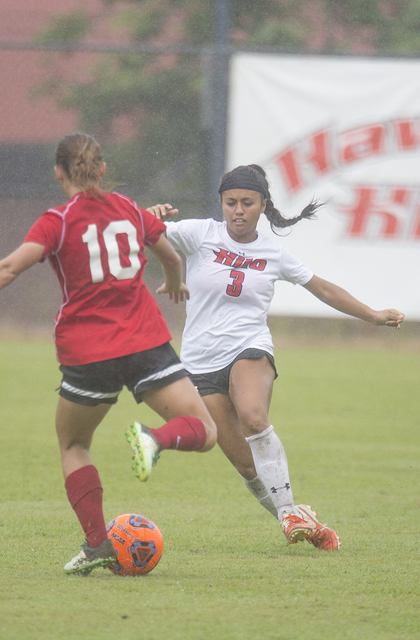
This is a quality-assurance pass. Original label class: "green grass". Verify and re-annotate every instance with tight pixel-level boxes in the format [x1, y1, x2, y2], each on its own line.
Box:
[0, 340, 419, 640]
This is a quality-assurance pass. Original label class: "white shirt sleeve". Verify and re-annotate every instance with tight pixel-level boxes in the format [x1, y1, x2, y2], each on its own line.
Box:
[165, 219, 213, 256]
[278, 246, 313, 285]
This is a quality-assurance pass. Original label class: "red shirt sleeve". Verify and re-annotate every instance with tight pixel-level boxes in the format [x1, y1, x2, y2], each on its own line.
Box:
[138, 207, 167, 246]
[24, 211, 64, 259]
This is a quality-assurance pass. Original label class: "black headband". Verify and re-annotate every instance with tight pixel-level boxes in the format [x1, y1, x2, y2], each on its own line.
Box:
[218, 166, 268, 198]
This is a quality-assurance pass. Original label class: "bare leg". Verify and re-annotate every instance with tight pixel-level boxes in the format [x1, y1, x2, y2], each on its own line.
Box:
[141, 377, 217, 451]
[204, 392, 277, 517]
[55, 397, 114, 554]
[55, 396, 111, 479]
[229, 357, 295, 519]
[228, 356, 274, 438]
[203, 393, 256, 479]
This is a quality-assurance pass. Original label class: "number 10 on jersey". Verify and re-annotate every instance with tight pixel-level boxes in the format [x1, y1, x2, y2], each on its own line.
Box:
[82, 220, 141, 283]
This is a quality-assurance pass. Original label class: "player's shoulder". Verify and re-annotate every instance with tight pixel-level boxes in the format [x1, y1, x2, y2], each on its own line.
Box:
[45, 193, 82, 219]
[167, 216, 217, 237]
[170, 216, 216, 228]
[107, 191, 138, 212]
[110, 192, 158, 219]
[256, 229, 283, 253]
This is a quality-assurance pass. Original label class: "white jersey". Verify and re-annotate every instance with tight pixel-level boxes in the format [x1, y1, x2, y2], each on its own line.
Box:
[166, 218, 313, 374]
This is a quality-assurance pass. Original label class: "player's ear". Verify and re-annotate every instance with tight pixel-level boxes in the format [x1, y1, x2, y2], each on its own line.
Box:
[261, 197, 267, 213]
[100, 162, 107, 179]
[54, 165, 64, 183]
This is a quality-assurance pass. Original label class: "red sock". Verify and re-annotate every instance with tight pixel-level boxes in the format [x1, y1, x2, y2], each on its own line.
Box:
[151, 416, 207, 451]
[65, 465, 107, 548]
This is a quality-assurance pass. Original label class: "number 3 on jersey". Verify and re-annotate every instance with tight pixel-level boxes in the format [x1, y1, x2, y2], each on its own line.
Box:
[226, 269, 244, 297]
[82, 220, 141, 283]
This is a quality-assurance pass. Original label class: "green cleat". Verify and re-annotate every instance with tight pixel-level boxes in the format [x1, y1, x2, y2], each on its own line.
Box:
[125, 422, 162, 482]
[64, 538, 116, 575]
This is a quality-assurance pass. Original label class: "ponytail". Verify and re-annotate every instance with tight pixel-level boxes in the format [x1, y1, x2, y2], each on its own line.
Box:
[55, 133, 107, 197]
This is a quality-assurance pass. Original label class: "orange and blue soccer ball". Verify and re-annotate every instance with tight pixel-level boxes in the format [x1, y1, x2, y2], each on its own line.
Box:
[106, 514, 163, 576]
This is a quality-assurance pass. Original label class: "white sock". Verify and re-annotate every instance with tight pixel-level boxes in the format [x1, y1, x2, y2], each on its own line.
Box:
[241, 475, 278, 519]
[245, 425, 295, 520]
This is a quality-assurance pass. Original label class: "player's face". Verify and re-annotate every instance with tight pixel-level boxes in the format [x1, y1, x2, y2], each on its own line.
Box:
[221, 189, 266, 243]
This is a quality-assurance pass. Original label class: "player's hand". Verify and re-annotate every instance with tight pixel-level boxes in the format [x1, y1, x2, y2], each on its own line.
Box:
[147, 204, 179, 220]
[156, 282, 190, 304]
[373, 309, 405, 330]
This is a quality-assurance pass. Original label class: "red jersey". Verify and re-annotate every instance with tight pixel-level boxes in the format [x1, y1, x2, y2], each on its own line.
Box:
[24, 191, 172, 365]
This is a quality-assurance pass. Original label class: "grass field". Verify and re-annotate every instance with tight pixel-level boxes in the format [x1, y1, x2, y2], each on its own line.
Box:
[0, 338, 418, 640]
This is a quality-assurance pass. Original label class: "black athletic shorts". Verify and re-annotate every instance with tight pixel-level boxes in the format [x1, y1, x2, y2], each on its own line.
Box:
[188, 348, 277, 397]
[59, 342, 188, 407]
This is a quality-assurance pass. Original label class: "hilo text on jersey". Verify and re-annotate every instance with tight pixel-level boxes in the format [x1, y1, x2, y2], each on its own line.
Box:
[213, 248, 267, 271]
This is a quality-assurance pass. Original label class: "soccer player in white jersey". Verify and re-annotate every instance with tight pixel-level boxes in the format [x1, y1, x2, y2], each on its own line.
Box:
[147, 164, 404, 551]
[0, 133, 217, 575]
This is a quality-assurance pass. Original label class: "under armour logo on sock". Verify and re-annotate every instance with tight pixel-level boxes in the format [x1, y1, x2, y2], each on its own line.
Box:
[270, 483, 290, 493]
[175, 435, 181, 450]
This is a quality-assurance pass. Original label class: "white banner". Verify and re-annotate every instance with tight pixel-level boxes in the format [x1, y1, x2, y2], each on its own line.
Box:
[227, 54, 420, 319]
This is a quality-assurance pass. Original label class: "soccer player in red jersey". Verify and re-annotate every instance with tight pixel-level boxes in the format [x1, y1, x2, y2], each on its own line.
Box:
[0, 133, 216, 574]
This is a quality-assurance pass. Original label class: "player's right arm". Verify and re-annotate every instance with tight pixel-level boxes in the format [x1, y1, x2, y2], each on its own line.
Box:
[148, 234, 189, 304]
[0, 243, 45, 291]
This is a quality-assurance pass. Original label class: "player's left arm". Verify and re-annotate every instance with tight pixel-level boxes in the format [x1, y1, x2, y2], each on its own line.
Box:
[146, 203, 178, 222]
[303, 274, 405, 329]
[0, 242, 45, 291]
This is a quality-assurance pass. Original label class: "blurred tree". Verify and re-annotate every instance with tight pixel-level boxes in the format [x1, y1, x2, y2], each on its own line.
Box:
[34, 0, 420, 206]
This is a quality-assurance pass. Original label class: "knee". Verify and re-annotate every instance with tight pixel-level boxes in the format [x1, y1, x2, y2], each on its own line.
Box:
[235, 459, 256, 480]
[239, 408, 270, 438]
[200, 418, 217, 452]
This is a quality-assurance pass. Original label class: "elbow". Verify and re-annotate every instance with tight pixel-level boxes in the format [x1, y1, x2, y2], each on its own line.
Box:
[0, 267, 17, 290]
[165, 254, 182, 269]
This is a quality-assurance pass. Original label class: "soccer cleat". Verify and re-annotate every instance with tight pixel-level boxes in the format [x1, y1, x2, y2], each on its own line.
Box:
[125, 422, 162, 482]
[295, 504, 341, 551]
[281, 512, 316, 544]
[64, 538, 117, 575]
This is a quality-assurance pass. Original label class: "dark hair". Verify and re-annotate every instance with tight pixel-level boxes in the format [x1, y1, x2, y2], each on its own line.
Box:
[219, 164, 320, 235]
[55, 133, 106, 196]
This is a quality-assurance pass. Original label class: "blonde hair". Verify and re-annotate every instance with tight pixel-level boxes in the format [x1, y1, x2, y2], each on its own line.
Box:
[55, 133, 106, 195]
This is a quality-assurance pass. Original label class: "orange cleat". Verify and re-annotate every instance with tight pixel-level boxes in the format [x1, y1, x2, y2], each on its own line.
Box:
[280, 512, 315, 544]
[295, 504, 341, 551]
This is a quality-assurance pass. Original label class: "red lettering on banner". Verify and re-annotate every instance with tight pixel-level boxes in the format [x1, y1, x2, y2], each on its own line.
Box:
[412, 202, 420, 238]
[394, 120, 420, 151]
[338, 186, 415, 239]
[339, 125, 386, 164]
[274, 147, 302, 192]
[307, 131, 331, 175]
[273, 130, 332, 194]
[270, 119, 420, 195]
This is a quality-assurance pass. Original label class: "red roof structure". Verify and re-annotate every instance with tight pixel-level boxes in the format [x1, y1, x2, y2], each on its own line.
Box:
[0, 0, 128, 142]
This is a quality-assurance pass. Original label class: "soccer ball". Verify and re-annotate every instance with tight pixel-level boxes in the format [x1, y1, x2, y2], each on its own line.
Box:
[106, 513, 164, 576]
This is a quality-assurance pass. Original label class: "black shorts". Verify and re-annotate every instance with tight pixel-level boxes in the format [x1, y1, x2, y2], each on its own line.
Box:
[59, 342, 188, 407]
[188, 348, 277, 397]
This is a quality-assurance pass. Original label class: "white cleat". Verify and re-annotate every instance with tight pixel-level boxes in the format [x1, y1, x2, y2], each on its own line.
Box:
[64, 538, 117, 575]
[125, 422, 162, 482]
